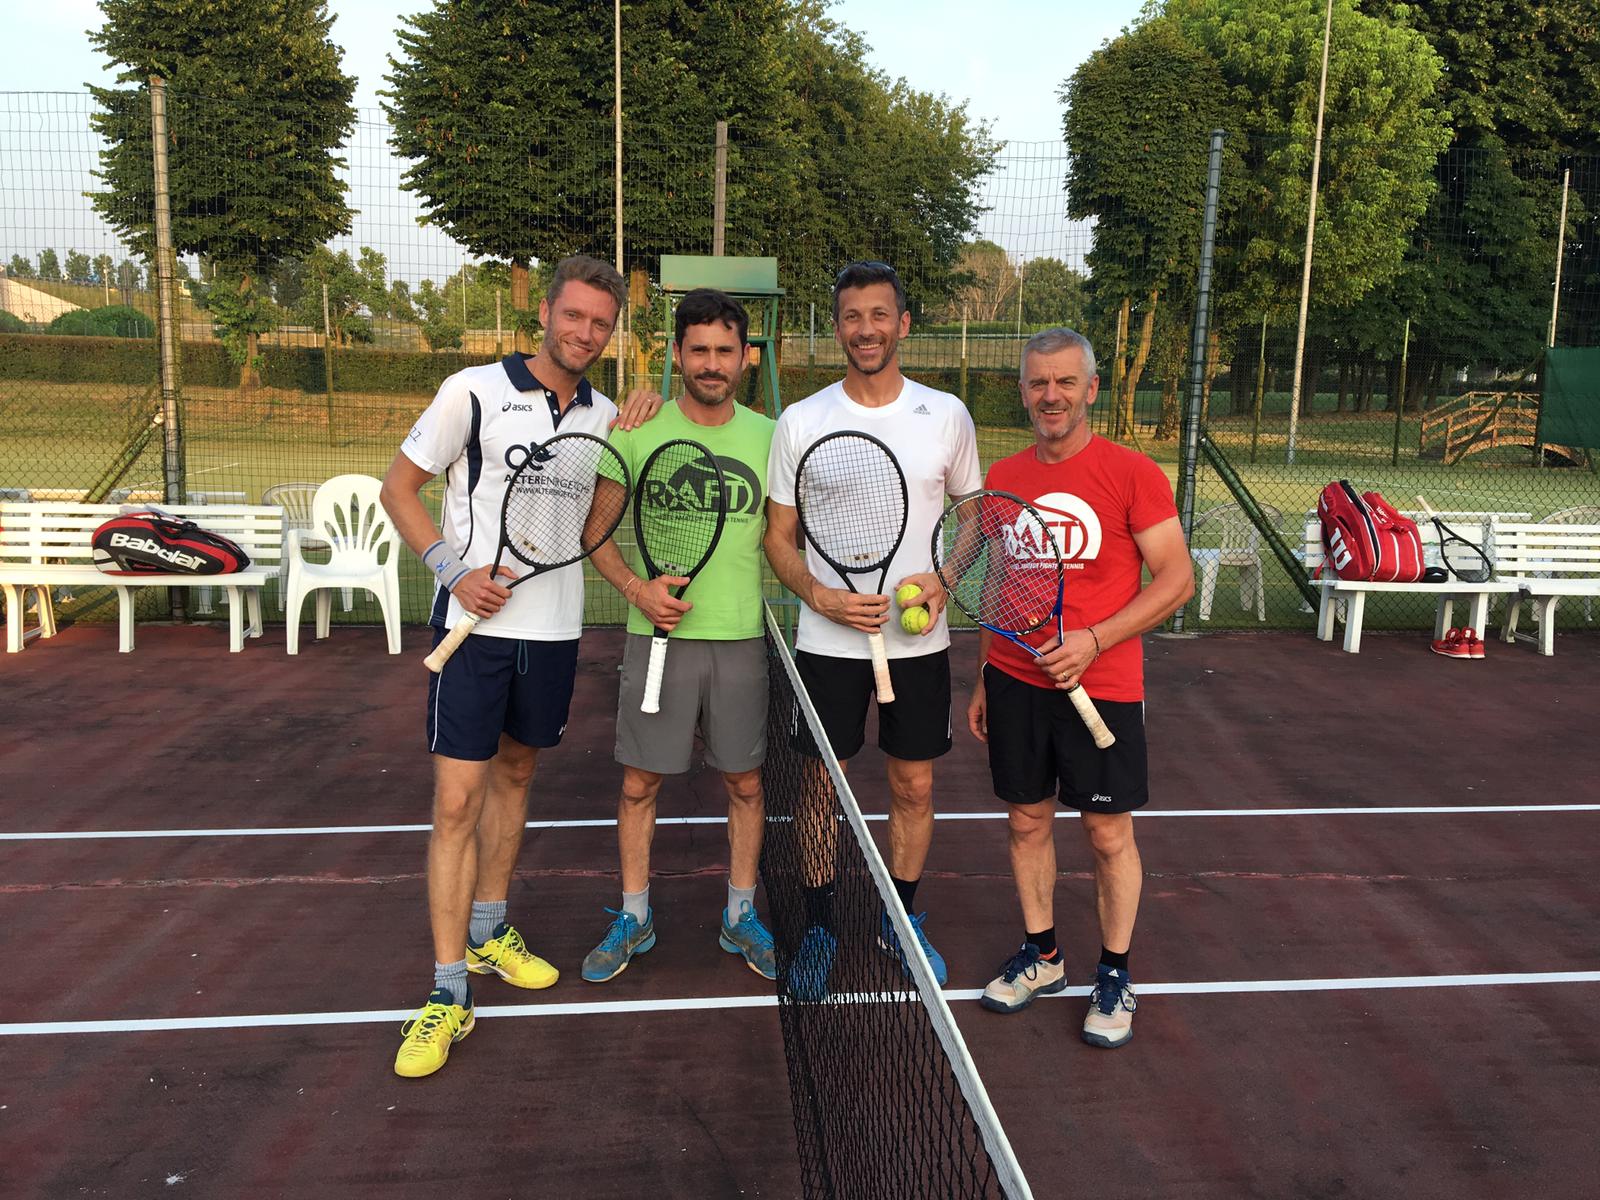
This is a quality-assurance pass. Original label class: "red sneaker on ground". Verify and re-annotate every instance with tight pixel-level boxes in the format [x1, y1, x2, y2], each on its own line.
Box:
[1430, 628, 1471, 658]
[1462, 628, 1486, 659]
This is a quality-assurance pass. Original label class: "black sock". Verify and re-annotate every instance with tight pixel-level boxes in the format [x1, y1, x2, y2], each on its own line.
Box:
[891, 875, 919, 912]
[804, 882, 835, 930]
[1100, 946, 1129, 974]
[1027, 927, 1058, 959]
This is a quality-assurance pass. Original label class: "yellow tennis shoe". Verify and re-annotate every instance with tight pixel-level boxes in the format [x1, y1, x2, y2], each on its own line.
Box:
[394, 988, 474, 1078]
[466, 922, 560, 990]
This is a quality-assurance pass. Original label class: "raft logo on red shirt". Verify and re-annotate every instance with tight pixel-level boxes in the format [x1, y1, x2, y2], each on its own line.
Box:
[1031, 492, 1102, 564]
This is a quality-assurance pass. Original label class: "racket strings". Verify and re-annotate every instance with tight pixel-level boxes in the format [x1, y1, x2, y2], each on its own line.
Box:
[502, 440, 629, 568]
[1440, 535, 1492, 582]
[796, 436, 907, 569]
[636, 442, 724, 578]
[937, 495, 1061, 634]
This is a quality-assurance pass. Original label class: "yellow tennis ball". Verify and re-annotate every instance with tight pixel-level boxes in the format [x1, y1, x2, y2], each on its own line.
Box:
[894, 583, 922, 609]
[901, 604, 931, 635]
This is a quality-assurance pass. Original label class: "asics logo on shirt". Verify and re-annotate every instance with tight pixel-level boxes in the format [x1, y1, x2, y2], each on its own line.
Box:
[502, 400, 537, 413]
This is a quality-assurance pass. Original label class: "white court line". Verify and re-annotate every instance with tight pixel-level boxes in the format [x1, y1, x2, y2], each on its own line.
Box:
[3, 970, 1596, 1037]
[3, 804, 1598, 842]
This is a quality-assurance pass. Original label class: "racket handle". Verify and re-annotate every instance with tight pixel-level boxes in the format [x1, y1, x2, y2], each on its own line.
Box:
[1066, 684, 1116, 750]
[641, 634, 670, 714]
[867, 631, 896, 704]
[424, 612, 481, 673]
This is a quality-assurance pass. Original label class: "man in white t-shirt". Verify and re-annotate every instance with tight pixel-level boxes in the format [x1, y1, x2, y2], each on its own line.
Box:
[764, 260, 982, 998]
[379, 255, 625, 1078]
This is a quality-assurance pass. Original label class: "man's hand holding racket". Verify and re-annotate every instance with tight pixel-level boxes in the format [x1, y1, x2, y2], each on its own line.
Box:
[806, 580, 891, 636]
[628, 573, 692, 632]
[1033, 627, 1100, 690]
[449, 564, 518, 621]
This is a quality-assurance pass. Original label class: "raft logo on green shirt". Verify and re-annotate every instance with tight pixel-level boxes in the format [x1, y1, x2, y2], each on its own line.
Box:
[641, 455, 762, 517]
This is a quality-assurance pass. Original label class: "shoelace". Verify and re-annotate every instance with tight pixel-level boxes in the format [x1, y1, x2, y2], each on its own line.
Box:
[598, 907, 638, 952]
[1092, 971, 1137, 1016]
[403, 1001, 459, 1044]
[1000, 945, 1042, 983]
[736, 909, 775, 952]
[494, 926, 530, 962]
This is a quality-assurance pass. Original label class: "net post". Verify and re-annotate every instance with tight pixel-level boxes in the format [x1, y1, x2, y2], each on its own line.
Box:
[149, 75, 186, 623]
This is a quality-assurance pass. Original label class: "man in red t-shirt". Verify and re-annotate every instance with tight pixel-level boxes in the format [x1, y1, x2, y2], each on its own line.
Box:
[966, 327, 1194, 1048]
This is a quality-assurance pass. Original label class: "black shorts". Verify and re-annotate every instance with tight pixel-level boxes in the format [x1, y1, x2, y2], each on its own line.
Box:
[982, 664, 1149, 812]
[792, 649, 952, 762]
[425, 630, 579, 760]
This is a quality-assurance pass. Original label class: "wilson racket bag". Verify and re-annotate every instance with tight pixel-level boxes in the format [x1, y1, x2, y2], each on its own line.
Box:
[1317, 481, 1425, 583]
[92, 511, 251, 576]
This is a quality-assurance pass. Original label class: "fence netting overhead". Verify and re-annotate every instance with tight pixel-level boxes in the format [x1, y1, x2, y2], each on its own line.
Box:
[3, 90, 1598, 634]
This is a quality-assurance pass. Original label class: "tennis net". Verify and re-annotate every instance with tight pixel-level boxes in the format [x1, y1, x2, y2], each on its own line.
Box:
[759, 604, 1033, 1200]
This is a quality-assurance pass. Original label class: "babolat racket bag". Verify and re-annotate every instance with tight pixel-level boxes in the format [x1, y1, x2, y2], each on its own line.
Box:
[92, 512, 251, 576]
[1317, 480, 1425, 583]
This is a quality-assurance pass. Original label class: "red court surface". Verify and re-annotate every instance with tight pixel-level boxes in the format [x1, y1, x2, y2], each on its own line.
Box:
[2, 622, 1598, 1199]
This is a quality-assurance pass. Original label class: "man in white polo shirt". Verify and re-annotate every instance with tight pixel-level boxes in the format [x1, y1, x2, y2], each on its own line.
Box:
[764, 260, 982, 999]
[379, 254, 624, 1078]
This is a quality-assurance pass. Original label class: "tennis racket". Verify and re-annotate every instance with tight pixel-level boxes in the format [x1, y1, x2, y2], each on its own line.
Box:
[423, 432, 630, 673]
[794, 430, 908, 704]
[634, 438, 728, 713]
[1414, 495, 1493, 582]
[933, 489, 1115, 750]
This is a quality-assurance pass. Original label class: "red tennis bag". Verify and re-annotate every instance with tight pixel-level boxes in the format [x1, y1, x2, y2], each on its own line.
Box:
[92, 511, 251, 576]
[1317, 481, 1425, 582]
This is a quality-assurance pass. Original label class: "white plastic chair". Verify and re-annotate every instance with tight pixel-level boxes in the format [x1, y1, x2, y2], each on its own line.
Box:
[283, 474, 401, 654]
[263, 481, 352, 613]
[1190, 502, 1281, 621]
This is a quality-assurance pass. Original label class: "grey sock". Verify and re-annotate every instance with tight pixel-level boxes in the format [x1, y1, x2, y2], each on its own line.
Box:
[623, 887, 650, 924]
[434, 959, 469, 1007]
[470, 899, 506, 946]
[726, 882, 757, 926]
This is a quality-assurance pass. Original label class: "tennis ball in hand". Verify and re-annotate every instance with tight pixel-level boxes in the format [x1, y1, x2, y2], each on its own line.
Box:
[901, 604, 931, 635]
[894, 584, 923, 609]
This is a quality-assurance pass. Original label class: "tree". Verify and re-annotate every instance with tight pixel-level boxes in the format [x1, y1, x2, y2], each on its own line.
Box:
[37, 249, 62, 281]
[8, 254, 36, 279]
[1165, 0, 1451, 324]
[952, 240, 1018, 322]
[413, 279, 463, 351]
[65, 251, 94, 284]
[115, 258, 141, 303]
[1063, 17, 1236, 437]
[385, 0, 997, 349]
[285, 247, 375, 346]
[87, 0, 357, 386]
[1364, 0, 1600, 353]
[1021, 257, 1088, 328]
[92, 253, 115, 286]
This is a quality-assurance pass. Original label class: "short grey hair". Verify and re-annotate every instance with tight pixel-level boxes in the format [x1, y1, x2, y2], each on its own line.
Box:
[1020, 327, 1097, 380]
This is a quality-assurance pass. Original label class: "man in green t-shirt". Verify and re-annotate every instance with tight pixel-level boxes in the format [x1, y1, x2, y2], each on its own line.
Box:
[585, 288, 778, 982]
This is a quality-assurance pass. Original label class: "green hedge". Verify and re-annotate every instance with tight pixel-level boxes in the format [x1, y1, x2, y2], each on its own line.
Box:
[46, 305, 156, 339]
[0, 311, 28, 334]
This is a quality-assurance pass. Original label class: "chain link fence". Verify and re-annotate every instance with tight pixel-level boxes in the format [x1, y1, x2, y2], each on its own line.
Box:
[3, 91, 1596, 635]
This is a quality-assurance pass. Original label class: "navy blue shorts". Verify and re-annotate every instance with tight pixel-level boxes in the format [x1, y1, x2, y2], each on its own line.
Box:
[425, 630, 579, 761]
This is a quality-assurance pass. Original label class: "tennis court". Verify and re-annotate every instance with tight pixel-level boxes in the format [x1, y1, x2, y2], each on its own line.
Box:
[3, 620, 1597, 1197]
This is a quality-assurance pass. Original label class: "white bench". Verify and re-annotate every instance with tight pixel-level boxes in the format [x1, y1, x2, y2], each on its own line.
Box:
[1492, 519, 1600, 655]
[1302, 512, 1527, 653]
[1, 501, 283, 653]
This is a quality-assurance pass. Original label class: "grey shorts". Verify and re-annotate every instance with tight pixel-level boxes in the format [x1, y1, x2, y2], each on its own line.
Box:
[614, 633, 768, 775]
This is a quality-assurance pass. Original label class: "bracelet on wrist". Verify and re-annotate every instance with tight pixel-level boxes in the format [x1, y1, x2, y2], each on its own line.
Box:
[1087, 625, 1102, 662]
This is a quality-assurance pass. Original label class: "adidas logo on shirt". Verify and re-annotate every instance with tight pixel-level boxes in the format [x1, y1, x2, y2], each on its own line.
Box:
[913, 403, 931, 415]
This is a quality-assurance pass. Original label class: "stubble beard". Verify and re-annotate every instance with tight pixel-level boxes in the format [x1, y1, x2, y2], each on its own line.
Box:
[684, 374, 735, 407]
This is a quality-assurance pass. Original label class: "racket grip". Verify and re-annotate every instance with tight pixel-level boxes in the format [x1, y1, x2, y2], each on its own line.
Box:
[641, 634, 669, 714]
[424, 612, 481, 673]
[867, 631, 896, 704]
[1066, 684, 1116, 750]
